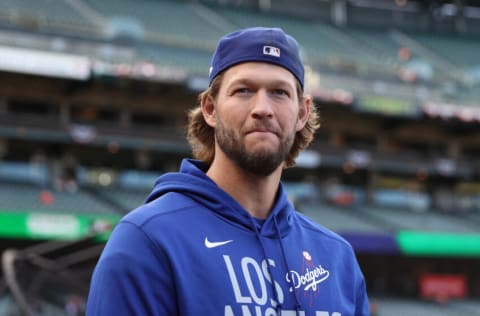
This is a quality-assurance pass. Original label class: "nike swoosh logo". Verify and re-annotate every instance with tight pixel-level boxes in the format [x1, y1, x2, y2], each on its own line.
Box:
[204, 237, 234, 248]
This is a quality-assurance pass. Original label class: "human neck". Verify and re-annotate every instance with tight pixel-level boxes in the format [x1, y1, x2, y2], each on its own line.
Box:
[206, 158, 282, 219]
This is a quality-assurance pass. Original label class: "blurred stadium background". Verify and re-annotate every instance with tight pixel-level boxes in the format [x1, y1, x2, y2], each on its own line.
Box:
[0, 0, 479, 315]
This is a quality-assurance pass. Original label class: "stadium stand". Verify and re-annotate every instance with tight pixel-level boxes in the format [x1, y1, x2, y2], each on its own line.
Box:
[340, 28, 403, 69]
[212, 6, 398, 76]
[91, 186, 147, 211]
[0, 180, 119, 216]
[85, 0, 226, 48]
[136, 45, 212, 76]
[356, 204, 480, 233]
[299, 202, 389, 233]
[0, 0, 97, 33]
[0, 294, 68, 316]
[407, 32, 480, 69]
[372, 296, 480, 316]
[0, 0, 479, 315]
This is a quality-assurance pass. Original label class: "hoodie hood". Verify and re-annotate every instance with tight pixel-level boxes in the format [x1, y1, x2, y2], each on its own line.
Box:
[145, 159, 295, 238]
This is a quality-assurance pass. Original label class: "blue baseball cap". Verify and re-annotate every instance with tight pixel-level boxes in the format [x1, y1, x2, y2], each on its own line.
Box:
[208, 27, 304, 90]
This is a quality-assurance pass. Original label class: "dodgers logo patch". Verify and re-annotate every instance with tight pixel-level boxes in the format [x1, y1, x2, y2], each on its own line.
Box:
[285, 250, 330, 306]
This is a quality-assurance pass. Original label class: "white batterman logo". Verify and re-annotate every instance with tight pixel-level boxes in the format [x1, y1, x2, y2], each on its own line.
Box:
[263, 46, 281, 57]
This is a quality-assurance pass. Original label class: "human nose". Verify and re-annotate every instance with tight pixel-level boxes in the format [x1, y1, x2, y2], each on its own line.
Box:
[251, 90, 273, 119]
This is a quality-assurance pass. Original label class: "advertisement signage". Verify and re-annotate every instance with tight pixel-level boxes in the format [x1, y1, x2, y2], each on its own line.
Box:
[0, 211, 119, 241]
[356, 95, 419, 117]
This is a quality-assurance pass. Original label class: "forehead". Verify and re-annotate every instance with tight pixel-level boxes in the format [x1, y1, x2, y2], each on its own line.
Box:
[221, 62, 298, 88]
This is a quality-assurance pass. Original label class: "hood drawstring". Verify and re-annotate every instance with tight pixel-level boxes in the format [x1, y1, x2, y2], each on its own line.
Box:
[248, 216, 283, 313]
[248, 215, 303, 315]
[273, 216, 302, 314]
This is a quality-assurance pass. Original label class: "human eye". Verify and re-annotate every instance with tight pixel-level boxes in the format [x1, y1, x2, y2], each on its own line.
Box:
[232, 87, 251, 95]
[271, 89, 289, 98]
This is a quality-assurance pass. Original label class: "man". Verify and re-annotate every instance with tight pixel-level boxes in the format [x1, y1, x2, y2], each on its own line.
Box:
[87, 27, 369, 315]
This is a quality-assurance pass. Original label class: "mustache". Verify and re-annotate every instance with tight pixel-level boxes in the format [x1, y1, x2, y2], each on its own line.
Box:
[244, 122, 281, 135]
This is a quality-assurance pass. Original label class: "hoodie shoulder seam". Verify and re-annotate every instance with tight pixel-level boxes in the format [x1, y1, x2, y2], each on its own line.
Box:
[114, 220, 169, 263]
[125, 192, 200, 227]
[296, 214, 353, 250]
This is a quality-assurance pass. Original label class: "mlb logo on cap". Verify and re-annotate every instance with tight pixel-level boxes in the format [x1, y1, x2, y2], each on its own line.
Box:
[263, 46, 280, 57]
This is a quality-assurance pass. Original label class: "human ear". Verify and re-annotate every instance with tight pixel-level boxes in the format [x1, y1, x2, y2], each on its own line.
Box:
[201, 94, 216, 128]
[296, 96, 311, 131]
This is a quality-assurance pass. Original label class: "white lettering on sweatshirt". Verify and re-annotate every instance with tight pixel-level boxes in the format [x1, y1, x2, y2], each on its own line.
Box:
[223, 255, 340, 316]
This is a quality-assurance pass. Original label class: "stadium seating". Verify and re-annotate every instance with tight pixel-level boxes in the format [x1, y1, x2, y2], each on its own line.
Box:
[0, 180, 119, 215]
[406, 32, 480, 69]
[0, 0, 477, 93]
[0, 161, 152, 216]
[0, 0, 94, 31]
[297, 197, 480, 234]
[136, 45, 212, 76]
[299, 202, 388, 233]
[373, 297, 480, 316]
[212, 7, 396, 75]
[341, 28, 402, 68]
[85, 0, 225, 48]
[91, 186, 149, 212]
[0, 294, 67, 316]
[0, 1, 479, 314]
[356, 205, 480, 233]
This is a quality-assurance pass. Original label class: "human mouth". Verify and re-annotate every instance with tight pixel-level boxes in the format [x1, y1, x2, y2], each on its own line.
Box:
[250, 128, 272, 133]
[246, 129, 277, 140]
[247, 124, 279, 135]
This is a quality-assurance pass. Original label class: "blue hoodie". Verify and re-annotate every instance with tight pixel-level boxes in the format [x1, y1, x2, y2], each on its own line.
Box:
[87, 159, 369, 315]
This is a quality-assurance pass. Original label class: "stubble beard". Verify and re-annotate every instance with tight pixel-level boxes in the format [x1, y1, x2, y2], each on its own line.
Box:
[215, 117, 295, 176]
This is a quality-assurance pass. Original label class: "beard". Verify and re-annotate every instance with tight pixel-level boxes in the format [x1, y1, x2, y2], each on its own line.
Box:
[215, 117, 295, 176]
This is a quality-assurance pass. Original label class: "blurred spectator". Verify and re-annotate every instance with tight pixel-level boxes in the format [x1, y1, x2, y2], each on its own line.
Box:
[38, 190, 54, 206]
[65, 294, 84, 316]
[53, 153, 78, 193]
[369, 299, 380, 316]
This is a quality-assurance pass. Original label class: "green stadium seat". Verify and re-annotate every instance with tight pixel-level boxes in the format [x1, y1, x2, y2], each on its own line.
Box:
[0, 0, 95, 31]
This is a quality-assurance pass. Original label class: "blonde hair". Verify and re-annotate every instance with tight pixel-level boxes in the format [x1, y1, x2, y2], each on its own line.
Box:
[186, 74, 320, 168]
